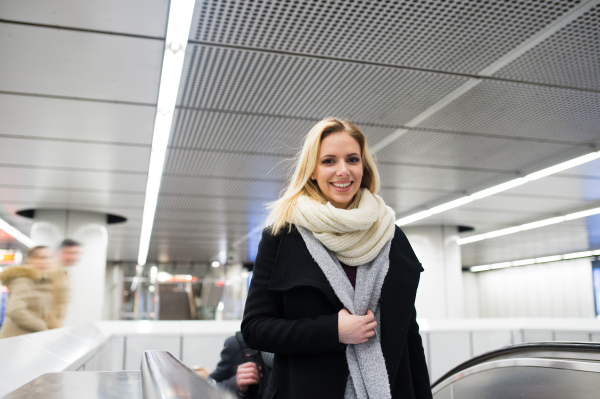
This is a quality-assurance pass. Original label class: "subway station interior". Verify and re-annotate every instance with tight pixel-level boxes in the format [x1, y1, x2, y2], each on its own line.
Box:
[1, 0, 600, 398]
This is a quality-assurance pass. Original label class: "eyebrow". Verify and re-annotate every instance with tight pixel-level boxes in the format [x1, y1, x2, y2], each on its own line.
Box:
[320, 152, 361, 159]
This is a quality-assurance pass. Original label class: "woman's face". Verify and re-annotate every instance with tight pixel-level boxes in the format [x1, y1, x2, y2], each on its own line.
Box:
[313, 132, 363, 209]
[29, 248, 52, 270]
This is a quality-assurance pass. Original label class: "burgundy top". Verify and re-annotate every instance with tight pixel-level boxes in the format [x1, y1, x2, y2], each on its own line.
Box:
[340, 262, 357, 289]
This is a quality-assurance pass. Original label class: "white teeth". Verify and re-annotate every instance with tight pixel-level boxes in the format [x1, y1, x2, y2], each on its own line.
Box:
[332, 182, 351, 188]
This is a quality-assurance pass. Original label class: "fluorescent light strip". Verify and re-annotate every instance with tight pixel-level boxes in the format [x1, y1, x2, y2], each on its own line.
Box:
[137, 0, 196, 266]
[397, 151, 600, 226]
[458, 205, 600, 245]
[469, 249, 600, 272]
[0, 218, 33, 248]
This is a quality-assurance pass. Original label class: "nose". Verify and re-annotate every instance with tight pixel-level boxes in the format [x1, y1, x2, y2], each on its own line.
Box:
[337, 161, 350, 176]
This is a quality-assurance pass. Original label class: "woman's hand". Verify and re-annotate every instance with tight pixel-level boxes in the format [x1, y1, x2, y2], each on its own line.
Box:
[338, 308, 377, 344]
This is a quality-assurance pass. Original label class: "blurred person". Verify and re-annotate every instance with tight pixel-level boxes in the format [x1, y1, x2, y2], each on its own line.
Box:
[46, 239, 81, 329]
[0, 246, 54, 338]
[242, 118, 431, 399]
[209, 332, 273, 398]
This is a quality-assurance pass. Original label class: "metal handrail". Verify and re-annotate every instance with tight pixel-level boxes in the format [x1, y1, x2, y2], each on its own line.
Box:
[431, 341, 600, 388]
[141, 351, 235, 399]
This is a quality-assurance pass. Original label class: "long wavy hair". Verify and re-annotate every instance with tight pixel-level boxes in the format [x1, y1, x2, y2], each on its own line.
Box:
[267, 117, 380, 234]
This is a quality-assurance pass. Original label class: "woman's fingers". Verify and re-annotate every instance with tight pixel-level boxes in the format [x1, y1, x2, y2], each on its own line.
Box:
[365, 320, 377, 330]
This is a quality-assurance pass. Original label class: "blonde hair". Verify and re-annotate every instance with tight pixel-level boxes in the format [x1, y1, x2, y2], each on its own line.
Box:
[27, 246, 48, 260]
[268, 117, 380, 234]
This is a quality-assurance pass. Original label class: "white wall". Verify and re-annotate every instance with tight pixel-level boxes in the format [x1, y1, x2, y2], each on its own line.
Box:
[404, 226, 464, 318]
[463, 258, 596, 318]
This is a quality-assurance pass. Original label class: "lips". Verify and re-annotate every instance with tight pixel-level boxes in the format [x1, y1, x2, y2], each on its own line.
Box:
[330, 181, 354, 192]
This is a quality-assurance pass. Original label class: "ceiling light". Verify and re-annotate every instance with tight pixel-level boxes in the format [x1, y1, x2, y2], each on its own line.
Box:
[137, 0, 196, 266]
[519, 216, 565, 231]
[562, 251, 593, 260]
[536, 255, 563, 263]
[469, 249, 599, 272]
[470, 178, 527, 200]
[0, 218, 34, 248]
[397, 150, 600, 227]
[429, 197, 473, 214]
[525, 152, 600, 181]
[396, 210, 433, 226]
[565, 207, 600, 220]
[212, 261, 221, 268]
[490, 262, 512, 269]
[512, 258, 536, 266]
[458, 204, 600, 245]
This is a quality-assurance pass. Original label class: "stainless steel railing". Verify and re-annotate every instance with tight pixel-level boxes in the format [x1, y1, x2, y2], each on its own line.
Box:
[141, 351, 235, 399]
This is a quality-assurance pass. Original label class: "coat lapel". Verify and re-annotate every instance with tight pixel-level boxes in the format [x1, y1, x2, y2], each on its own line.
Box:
[268, 228, 342, 308]
[380, 235, 423, 391]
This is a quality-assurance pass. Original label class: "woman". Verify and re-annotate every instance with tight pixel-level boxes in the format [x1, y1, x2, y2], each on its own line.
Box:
[242, 118, 431, 399]
[0, 246, 54, 338]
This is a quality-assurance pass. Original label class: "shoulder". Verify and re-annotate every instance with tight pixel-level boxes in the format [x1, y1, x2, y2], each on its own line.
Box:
[391, 225, 421, 265]
[0, 266, 40, 287]
[260, 224, 301, 249]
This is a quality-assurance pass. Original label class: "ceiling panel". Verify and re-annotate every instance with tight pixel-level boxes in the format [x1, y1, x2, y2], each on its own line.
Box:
[417, 80, 600, 144]
[461, 218, 596, 266]
[189, 0, 578, 74]
[376, 129, 579, 171]
[0, 0, 169, 37]
[0, 189, 144, 210]
[0, 166, 147, 193]
[177, 44, 470, 126]
[555, 157, 600, 179]
[169, 109, 397, 157]
[160, 175, 284, 199]
[495, 4, 600, 90]
[0, 137, 150, 172]
[0, 94, 155, 144]
[502, 175, 600, 202]
[377, 163, 507, 194]
[164, 148, 290, 180]
[0, 23, 163, 103]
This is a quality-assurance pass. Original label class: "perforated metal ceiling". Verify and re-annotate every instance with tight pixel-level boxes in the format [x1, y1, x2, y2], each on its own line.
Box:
[147, 0, 600, 264]
[1, 1, 599, 266]
[191, 0, 580, 74]
[495, 4, 600, 90]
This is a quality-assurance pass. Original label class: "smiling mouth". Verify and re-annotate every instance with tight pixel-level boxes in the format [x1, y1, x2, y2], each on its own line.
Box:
[330, 181, 354, 191]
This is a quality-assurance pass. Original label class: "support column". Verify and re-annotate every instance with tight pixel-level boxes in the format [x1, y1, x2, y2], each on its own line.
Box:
[30, 210, 108, 326]
[402, 225, 464, 318]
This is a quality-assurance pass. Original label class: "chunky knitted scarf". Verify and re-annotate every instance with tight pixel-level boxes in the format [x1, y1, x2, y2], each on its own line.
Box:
[299, 226, 392, 399]
[291, 188, 396, 266]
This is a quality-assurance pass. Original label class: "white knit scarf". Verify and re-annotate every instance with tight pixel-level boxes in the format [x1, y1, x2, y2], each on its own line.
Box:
[291, 188, 396, 266]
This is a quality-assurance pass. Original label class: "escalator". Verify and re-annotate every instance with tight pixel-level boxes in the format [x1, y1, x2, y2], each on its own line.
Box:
[5, 342, 600, 398]
[432, 342, 600, 399]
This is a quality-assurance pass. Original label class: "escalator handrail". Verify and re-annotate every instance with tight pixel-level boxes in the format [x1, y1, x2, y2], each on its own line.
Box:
[431, 341, 600, 388]
[432, 356, 600, 394]
[141, 351, 234, 399]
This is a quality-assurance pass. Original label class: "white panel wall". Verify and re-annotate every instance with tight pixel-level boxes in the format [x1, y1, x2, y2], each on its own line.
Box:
[463, 258, 596, 318]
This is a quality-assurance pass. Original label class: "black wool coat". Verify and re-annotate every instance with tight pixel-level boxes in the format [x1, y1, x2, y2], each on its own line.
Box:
[241, 225, 432, 399]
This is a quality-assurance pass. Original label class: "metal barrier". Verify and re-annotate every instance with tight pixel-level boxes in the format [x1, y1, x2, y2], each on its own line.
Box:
[141, 351, 235, 399]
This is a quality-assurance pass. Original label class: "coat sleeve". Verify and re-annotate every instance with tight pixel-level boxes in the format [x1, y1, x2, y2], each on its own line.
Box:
[407, 308, 433, 399]
[209, 336, 240, 385]
[241, 229, 341, 355]
[6, 278, 48, 333]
